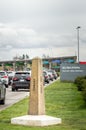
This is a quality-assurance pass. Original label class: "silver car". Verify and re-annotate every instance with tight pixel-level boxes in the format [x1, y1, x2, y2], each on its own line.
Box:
[0, 80, 6, 105]
[0, 71, 9, 88]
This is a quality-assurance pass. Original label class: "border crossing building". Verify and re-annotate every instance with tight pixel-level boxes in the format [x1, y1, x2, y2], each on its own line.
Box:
[0, 56, 77, 72]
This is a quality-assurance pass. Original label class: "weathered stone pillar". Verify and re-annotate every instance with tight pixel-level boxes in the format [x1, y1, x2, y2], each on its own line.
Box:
[29, 57, 45, 115]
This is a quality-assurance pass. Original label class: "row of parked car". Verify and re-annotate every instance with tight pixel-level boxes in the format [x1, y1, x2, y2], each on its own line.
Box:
[43, 69, 58, 84]
[0, 70, 31, 105]
[0, 69, 58, 104]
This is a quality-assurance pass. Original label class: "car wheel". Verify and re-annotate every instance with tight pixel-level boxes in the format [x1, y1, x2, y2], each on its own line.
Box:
[16, 88, 18, 91]
[0, 99, 5, 105]
[47, 80, 50, 83]
[12, 88, 15, 91]
[5, 84, 8, 88]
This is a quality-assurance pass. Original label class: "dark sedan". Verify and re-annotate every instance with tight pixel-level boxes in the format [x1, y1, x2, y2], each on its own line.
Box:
[11, 71, 31, 91]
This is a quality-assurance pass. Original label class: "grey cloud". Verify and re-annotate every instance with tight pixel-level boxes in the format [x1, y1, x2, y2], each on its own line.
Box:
[0, 23, 76, 50]
[0, 0, 86, 60]
[0, 24, 48, 49]
[0, 22, 86, 51]
[0, 0, 86, 23]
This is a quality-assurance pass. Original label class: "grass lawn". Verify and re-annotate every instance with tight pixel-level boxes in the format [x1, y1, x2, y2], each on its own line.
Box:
[0, 80, 86, 130]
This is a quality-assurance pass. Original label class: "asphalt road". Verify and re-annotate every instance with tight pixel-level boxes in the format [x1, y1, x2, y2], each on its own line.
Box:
[0, 86, 29, 111]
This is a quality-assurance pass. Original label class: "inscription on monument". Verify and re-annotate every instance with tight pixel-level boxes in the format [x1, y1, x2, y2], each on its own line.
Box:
[40, 76, 43, 93]
[33, 79, 35, 91]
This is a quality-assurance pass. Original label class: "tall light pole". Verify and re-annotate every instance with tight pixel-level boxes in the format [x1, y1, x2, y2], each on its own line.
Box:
[76, 26, 81, 63]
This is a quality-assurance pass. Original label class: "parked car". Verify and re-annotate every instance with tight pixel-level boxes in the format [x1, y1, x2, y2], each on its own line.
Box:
[0, 71, 9, 88]
[43, 70, 54, 81]
[28, 70, 31, 77]
[48, 70, 58, 79]
[0, 80, 6, 105]
[7, 71, 15, 85]
[11, 71, 31, 91]
[43, 71, 50, 83]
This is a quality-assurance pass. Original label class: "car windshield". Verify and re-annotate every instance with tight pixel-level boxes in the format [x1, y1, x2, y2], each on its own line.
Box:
[7, 72, 12, 74]
[48, 70, 55, 74]
[0, 72, 5, 76]
[15, 72, 30, 77]
[43, 71, 46, 75]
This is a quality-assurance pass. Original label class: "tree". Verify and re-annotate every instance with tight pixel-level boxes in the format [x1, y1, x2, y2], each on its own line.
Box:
[22, 54, 25, 59]
[26, 54, 29, 59]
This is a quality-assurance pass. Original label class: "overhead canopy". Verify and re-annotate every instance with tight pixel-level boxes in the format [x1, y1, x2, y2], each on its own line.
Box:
[51, 59, 61, 64]
[5, 63, 13, 66]
[43, 61, 49, 64]
[63, 59, 75, 63]
[52, 66, 60, 68]
[16, 61, 24, 66]
[67, 59, 75, 63]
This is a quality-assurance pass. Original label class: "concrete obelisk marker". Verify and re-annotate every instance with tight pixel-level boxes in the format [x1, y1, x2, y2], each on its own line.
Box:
[11, 57, 61, 126]
[29, 57, 45, 115]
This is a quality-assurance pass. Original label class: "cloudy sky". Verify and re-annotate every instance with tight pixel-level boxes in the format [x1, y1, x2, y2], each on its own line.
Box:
[0, 0, 86, 61]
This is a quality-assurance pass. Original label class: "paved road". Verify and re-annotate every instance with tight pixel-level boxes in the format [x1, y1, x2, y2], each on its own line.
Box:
[0, 86, 29, 111]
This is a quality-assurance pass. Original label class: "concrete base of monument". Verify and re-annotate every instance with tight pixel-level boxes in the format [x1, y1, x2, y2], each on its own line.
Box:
[11, 115, 62, 126]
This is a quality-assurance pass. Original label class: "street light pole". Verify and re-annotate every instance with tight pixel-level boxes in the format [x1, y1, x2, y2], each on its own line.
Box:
[76, 26, 81, 63]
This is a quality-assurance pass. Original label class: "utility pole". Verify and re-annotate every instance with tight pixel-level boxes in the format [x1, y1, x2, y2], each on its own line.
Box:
[76, 26, 81, 63]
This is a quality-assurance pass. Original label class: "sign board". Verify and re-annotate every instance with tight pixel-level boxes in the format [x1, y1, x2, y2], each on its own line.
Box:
[60, 63, 86, 82]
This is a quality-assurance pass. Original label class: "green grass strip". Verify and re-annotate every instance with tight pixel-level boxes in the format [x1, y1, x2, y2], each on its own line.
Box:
[0, 80, 86, 130]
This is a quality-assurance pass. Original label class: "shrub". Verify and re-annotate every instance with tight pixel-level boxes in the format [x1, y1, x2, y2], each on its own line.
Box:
[82, 80, 86, 102]
[74, 76, 86, 91]
[74, 76, 86, 103]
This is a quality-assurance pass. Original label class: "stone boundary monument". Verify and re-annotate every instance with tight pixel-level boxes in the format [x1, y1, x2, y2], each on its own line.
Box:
[29, 57, 45, 115]
[11, 57, 61, 126]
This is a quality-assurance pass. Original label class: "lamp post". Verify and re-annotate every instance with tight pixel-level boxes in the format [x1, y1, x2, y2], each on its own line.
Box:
[76, 26, 81, 63]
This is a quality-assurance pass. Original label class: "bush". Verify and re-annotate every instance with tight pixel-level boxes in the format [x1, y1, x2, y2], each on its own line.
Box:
[82, 80, 86, 102]
[74, 76, 86, 103]
[74, 76, 86, 91]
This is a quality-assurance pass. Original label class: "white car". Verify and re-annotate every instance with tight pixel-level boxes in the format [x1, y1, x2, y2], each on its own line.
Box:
[0, 71, 9, 88]
[48, 70, 58, 79]
[43, 70, 54, 81]
[7, 71, 15, 85]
